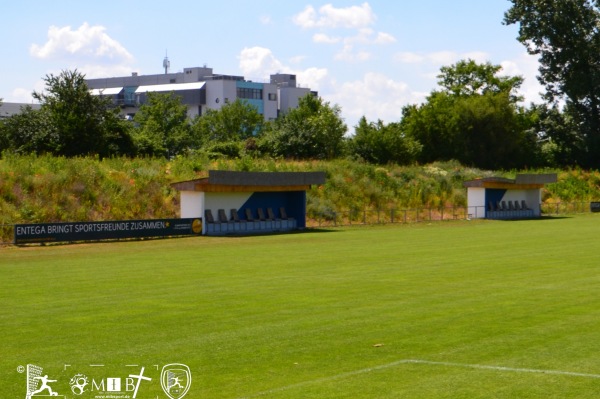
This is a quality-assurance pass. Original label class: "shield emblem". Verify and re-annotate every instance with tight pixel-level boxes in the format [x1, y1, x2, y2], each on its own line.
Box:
[160, 364, 192, 399]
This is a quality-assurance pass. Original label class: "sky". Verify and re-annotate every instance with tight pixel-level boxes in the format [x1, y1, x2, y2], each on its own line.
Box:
[1, 0, 543, 132]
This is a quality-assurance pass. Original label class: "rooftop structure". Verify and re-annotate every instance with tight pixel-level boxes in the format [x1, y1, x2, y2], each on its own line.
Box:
[85, 66, 316, 121]
[0, 102, 41, 120]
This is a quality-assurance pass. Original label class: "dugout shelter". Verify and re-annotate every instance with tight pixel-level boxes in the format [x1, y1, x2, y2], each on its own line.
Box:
[171, 170, 326, 235]
[464, 173, 557, 219]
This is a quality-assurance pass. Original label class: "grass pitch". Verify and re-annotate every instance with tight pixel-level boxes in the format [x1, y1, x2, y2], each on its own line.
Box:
[2, 215, 600, 398]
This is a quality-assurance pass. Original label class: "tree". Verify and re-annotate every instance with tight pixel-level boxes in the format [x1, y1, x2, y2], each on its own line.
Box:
[504, 0, 600, 167]
[400, 93, 462, 164]
[454, 92, 538, 169]
[438, 59, 524, 100]
[0, 106, 59, 154]
[401, 60, 540, 169]
[261, 94, 347, 159]
[529, 103, 586, 166]
[191, 99, 264, 148]
[33, 69, 133, 157]
[132, 92, 192, 157]
[349, 117, 421, 164]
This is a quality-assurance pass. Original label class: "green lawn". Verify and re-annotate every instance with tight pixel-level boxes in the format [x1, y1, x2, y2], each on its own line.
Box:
[2, 215, 600, 398]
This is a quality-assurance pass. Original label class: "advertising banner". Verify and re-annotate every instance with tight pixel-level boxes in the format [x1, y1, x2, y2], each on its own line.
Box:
[14, 218, 202, 244]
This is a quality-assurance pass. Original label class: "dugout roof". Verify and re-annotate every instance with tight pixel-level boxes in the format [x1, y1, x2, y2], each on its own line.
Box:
[171, 170, 326, 193]
[463, 173, 557, 190]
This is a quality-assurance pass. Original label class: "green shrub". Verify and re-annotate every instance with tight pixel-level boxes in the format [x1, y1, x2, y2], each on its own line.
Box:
[545, 168, 600, 202]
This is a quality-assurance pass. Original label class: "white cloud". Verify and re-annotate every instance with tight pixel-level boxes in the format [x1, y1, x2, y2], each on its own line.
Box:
[294, 4, 394, 65]
[326, 72, 423, 129]
[462, 51, 489, 64]
[77, 64, 139, 79]
[12, 24, 137, 99]
[394, 50, 490, 66]
[313, 33, 341, 44]
[238, 46, 285, 78]
[259, 15, 272, 25]
[6, 80, 46, 103]
[9, 87, 37, 103]
[348, 28, 396, 45]
[351, 28, 376, 44]
[500, 52, 544, 104]
[334, 44, 371, 62]
[289, 55, 308, 64]
[238, 46, 328, 90]
[293, 5, 319, 28]
[394, 52, 425, 64]
[293, 3, 376, 29]
[30, 23, 134, 64]
[293, 2, 396, 66]
[499, 60, 520, 77]
[296, 67, 329, 91]
[374, 32, 396, 45]
[311, 25, 395, 47]
[394, 50, 544, 104]
[427, 51, 462, 65]
[319, 2, 376, 28]
[237, 47, 425, 130]
[316, 29, 394, 62]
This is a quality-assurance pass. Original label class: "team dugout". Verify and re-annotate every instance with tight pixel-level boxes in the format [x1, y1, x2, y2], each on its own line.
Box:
[464, 173, 557, 219]
[171, 170, 326, 235]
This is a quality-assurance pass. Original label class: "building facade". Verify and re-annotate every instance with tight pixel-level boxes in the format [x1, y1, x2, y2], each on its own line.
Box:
[85, 66, 315, 121]
[0, 102, 41, 120]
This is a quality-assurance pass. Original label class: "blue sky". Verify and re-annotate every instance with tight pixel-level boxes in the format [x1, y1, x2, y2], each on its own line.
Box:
[1, 0, 541, 131]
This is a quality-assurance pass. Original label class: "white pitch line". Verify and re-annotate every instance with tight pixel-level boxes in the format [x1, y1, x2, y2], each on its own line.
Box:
[404, 359, 600, 379]
[236, 360, 413, 399]
[237, 359, 600, 398]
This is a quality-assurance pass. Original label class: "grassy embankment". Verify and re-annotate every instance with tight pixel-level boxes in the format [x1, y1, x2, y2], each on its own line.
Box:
[1, 153, 600, 241]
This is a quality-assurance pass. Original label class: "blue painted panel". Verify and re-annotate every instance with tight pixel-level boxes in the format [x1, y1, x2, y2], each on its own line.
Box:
[239, 191, 307, 228]
[245, 98, 264, 114]
[485, 189, 507, 214]
[236, 81, 265, 114]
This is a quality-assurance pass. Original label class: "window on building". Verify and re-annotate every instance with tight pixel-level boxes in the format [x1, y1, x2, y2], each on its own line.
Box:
[237, 87, 263, 100]
[268, 93, 277, 101]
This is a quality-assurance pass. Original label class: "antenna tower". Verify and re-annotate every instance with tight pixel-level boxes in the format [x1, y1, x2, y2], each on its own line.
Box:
[163, 51, 170, 74]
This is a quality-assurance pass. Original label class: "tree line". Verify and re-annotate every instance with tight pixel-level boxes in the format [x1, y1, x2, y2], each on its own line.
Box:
[0, 62, 553, 169]
[2, 1, 600, 169]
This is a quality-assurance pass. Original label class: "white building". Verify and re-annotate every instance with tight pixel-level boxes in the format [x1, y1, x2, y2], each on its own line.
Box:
[85, 66, 315, 121]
